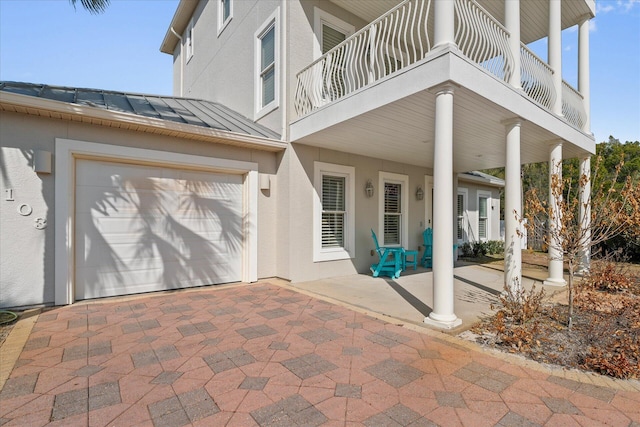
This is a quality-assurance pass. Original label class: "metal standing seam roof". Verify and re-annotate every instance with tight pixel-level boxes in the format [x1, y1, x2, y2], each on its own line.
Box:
[0, 81, 281, 140]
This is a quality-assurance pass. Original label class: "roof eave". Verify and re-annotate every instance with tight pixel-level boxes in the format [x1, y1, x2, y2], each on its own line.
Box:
[0, 91, 287, 152]
[457, 172, 505, 188]
[160, 0, 199, 55]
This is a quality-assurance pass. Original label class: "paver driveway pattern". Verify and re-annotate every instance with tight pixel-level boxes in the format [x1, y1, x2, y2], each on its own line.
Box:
[1, 281, 639, 426]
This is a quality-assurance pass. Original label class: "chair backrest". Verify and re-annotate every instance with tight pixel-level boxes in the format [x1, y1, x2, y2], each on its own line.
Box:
[423, 228, 433, 255]
[371, 229, 383, 256]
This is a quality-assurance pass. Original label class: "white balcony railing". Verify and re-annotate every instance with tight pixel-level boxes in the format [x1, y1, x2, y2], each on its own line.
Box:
[294, 0, 585, 131]
[520, 43, 556, 110]
[562, 81, 586, 130]
[294, 0, 434, 117]
[454, 0, 513, 82]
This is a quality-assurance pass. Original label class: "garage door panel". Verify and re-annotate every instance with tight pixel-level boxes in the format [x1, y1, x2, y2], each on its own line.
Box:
[75, 159, 244, 300]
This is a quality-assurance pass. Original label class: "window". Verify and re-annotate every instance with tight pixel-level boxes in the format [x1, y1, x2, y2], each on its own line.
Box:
[313, 8, 354, 58]
[478, 192, 491, 240]
[218, 0, 232, 35]
[378, 172, 409, 246]
[185, 18, 194, 63]
[255, 10, 279, 118]
[313, 162, 355, 261]
[457, 189, 468, 242]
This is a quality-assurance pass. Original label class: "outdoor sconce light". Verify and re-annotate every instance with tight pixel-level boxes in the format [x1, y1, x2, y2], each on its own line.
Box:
[416, 186, 424, 201]
[365, 180, 374, 198]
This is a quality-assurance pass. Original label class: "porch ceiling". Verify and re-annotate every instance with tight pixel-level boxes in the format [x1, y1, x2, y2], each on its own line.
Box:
[329, 0, 595, 44]
[292, 87, 581, 172]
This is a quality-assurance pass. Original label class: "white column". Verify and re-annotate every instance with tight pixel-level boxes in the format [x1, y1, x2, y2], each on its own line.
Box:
[425, 84, 461, 329]
[578, 155, 591, 274]
[505, 0, 521, 88]
[545, 141, 566, 286]
[549, 0, 563, 116]
[504, 119, 523, 293]
[433, 0, 456, 49]
[578, 16, 591, 133]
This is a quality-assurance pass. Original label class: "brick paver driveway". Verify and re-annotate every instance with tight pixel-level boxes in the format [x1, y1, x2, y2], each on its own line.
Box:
[1, 281, 639, 426]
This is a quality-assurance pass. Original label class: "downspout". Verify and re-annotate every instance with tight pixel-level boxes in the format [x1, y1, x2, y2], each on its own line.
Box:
[170, 27, 184, 97]
[280, 0, 288, 141]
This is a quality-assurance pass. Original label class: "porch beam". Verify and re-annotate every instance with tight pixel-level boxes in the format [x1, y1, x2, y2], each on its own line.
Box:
[503, 118, 523, 293]
[425, 83, 462, 329]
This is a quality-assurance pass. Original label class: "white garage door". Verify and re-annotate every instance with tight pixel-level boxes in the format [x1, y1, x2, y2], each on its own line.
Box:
[75, 159, 244, 300]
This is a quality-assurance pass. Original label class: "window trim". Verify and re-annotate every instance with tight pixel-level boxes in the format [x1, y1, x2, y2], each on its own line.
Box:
[313, 162, 355, 262]
[217, 0, 233, 36]
[477, 190, 491, 241]
[378, 172, 409, 247]
[313, 7, 354, 59]
[184, 18, 195, 64]
[457, 188, 468, 243]
[254, 9, 279, 119]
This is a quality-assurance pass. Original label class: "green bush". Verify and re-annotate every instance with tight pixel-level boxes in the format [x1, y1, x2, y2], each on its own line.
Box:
[459, 240, 504, 258]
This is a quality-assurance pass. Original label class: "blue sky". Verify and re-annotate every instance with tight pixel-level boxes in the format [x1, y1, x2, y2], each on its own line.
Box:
[1, 0, 638, 144]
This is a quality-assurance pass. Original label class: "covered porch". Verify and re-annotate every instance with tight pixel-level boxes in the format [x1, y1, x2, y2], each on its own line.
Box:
[289, 0, 596, 329]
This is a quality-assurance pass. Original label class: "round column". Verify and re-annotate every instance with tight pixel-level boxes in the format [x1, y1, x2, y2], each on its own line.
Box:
[425, 84, 461, 329]
[545, 141, 566, 286]
[504, 119, 523, 293]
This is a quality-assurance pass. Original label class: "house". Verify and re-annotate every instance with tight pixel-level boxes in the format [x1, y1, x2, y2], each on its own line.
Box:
[0, 0, 595, 329]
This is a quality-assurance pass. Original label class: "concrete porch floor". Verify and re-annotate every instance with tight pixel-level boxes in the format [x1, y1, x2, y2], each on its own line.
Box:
[290, 262, 561, 331]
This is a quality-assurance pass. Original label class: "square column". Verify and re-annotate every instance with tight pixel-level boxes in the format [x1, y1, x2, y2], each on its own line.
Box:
[544, 141, 566, 286]
[425, 84, 461, 329]
[504, 119, 523, 293]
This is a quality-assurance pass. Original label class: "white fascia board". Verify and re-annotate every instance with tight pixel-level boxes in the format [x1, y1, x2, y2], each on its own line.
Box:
[0, 92, 286, 152]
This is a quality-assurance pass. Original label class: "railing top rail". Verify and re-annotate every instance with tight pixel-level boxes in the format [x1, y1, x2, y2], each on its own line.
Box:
[296, 0, 425, 78]
[520, 42, 554, 73]
[562, 80, 584, 99]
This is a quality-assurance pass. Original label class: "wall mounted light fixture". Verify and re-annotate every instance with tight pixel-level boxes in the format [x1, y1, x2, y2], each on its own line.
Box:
[365, 180, 374, 198]
[416, 186, 424, 201]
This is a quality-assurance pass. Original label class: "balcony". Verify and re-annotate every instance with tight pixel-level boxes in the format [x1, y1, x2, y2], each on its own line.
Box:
[294, 0, 587, 130]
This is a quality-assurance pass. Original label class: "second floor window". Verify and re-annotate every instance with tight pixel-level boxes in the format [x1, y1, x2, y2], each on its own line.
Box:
[185, 18, 194, 63]
[260, 24, 275, 107]
[255, 10, 279, 118]
[218, 0, 232, 34]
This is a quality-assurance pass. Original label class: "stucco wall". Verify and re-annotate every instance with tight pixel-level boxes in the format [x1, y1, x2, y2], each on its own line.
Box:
[0, 111, 279, 308]
[173, 0, 282, 134]
[283, 143, 432, 283]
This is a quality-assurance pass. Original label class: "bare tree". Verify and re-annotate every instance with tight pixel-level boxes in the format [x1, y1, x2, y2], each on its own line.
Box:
[522, 155, 639, 329]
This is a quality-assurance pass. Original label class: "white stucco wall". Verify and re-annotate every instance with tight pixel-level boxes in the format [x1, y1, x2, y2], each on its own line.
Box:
[172, 0, 282, 134]
[0, 111, 279, 308]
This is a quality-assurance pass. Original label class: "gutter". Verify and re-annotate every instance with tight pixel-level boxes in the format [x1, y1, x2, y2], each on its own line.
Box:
[0, 91, 287, 152]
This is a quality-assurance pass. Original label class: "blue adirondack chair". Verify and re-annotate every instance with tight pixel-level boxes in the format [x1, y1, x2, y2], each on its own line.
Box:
[370, 229, 403, 279]
[421, 228, 433, 268]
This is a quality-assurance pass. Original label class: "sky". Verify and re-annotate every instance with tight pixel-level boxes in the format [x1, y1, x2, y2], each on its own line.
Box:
[0, 0, 638, 144]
